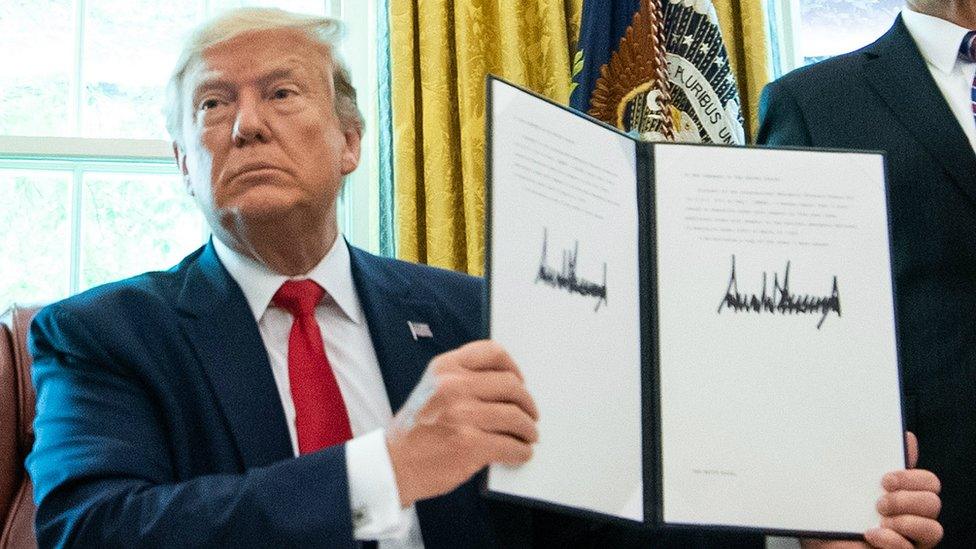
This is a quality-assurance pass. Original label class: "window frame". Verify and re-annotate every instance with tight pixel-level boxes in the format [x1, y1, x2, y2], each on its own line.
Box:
[0, 137, 190, 296]
[0, 0, 381, 306]
[766, 0, 803, 79]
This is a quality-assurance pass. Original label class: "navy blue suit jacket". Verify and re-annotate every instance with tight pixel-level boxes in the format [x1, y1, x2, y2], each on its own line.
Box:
[27, 242, 508, 547]
[757, 17, 976, 547]
[27, 242, 764, 548]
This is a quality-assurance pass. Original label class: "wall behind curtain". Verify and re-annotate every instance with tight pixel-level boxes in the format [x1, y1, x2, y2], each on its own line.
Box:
[390, 0, 582, 274]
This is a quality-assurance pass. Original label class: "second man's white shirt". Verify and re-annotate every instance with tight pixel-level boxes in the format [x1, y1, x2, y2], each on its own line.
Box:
[902, 7, 976, 153]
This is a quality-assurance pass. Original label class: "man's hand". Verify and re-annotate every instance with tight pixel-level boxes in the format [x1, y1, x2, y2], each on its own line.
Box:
[385, 340, 539, 507]
[802, 432, 942, 549]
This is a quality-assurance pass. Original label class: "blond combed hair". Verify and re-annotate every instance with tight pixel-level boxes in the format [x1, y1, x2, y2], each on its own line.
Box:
[164, 7, 363, 147]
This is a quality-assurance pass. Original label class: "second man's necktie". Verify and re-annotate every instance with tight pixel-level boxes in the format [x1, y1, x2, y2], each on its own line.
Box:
[960, 30, 976, 129]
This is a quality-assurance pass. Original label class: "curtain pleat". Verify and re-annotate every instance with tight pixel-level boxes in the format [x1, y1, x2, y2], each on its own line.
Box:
[712, 0, 770, 140]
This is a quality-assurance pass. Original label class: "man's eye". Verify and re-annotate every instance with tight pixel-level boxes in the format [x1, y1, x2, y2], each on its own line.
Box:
[272, 88, 296, 100]
[199, 98, 221, 111]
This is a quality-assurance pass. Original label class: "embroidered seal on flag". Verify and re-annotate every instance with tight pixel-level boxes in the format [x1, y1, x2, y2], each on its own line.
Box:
[587, 0, 745, 144]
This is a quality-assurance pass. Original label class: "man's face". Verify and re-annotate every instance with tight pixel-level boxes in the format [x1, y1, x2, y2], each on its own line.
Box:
[176, 28, 360, 238]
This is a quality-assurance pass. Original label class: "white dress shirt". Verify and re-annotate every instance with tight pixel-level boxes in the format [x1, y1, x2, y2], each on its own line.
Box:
[212, 236, 424, 549]
[902, 8, 976, 153]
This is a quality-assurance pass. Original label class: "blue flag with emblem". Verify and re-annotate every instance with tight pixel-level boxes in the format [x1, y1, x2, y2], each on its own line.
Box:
[570, 0, 745, 144]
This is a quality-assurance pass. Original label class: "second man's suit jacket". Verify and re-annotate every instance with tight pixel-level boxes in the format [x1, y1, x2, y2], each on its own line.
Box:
[757, 16, 976, 547]
[27, 241, 762, 548]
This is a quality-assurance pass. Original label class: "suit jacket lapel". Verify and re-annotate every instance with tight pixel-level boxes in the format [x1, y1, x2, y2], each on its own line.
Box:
[349, 246, 461, 413]
[176, 242, 294, 467]
[177, 243, 481, 538]
[863, 16, 976, 202]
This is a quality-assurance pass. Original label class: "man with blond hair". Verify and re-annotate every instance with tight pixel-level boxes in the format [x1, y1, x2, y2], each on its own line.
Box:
[28, 7, 941, 548]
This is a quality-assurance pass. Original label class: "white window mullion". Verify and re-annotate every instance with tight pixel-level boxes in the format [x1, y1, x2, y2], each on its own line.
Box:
[70, 0, 87, 137]
[324, 0, 339, 18]
[330, 0, 379, 252]
[68, 166, 84, 296]
[0, 136, 173, 162]
[766, 0, 803, 78]
[364, 0, 380, 252]
[783, 0, 803, 73]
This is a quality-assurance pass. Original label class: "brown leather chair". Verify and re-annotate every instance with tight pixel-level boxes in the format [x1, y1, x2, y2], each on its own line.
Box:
[1, 304, 40, 549]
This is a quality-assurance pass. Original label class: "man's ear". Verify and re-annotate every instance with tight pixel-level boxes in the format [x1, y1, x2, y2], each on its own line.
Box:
[340, 127, 362, 176]
[173, 143, 193, 195]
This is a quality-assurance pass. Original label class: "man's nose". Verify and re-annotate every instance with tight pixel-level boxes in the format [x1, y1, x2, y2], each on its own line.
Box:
[232, 94, 269, 146]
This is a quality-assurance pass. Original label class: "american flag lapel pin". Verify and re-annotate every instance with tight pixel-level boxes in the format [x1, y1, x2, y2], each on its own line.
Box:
[407, 321, 433, 340]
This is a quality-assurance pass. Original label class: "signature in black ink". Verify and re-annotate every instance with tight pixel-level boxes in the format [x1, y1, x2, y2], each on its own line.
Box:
[716, 255, 841, 329]
[536, 228, 609, 311]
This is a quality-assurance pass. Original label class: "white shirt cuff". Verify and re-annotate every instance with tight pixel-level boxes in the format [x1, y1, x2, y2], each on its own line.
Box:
[346, 428, 414, 540]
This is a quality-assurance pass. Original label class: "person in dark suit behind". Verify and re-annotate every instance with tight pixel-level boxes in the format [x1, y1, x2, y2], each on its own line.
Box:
[756, 1, 976, 546]
[26, 7, 941, 548]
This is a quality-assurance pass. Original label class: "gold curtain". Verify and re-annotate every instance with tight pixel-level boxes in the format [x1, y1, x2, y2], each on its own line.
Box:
[712, 0, 770, 140]
[389, 0, 768, 273]
[390, 0, 582, 274]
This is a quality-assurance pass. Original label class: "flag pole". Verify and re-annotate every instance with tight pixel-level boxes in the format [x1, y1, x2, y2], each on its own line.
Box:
[646, 0, 675, 141]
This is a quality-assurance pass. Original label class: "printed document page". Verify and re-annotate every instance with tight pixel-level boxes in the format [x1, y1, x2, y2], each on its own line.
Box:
[486, 79, 644, 521]
[654, 144, 903, 534]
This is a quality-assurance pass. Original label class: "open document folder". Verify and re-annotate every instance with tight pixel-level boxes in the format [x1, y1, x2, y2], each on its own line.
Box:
[483, 76, 905, 539]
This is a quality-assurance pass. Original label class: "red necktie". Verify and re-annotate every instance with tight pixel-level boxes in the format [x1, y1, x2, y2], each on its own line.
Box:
[273, 280, 352, 454]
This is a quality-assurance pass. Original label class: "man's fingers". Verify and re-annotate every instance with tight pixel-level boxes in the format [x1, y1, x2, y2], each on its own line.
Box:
[478, 430, 534, 466]
[469, 401, 539, 443]
[433, 371, 537, 421]
[800, 541, 862, 549]
[882, 469, 941, 493]
[905, 432, 918, 469]
[876, 490, 941, 519]
[864, 527, 913, 549]
[468, 371, 539, 419]
[877, 515, 944, 548]
[448, 340, 521, 376]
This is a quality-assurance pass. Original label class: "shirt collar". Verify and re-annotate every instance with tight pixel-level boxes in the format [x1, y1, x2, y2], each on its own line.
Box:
[902, 8, 973, 75]
[212, 234, 364, 325]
